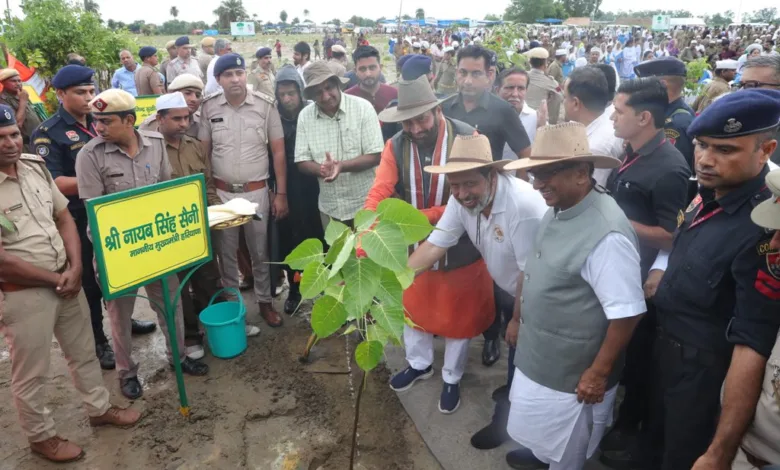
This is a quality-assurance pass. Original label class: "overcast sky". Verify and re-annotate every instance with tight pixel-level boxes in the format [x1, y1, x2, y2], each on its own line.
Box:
[6, 0, 777, 26]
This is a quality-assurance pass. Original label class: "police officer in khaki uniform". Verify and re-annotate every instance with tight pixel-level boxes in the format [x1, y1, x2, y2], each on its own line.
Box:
[547, 49, 567, 86]
[134, 46, 163, 96]
[140, 74, 202, 140]
[75, 89, 209, 400]
[525, 47, 563, 125]
[199, 36, 216, 81]
[0, 68, 43, 152]
[0, 104, 140, 463]
[248, 47, 276, 97]
[160, 40, 177, 87]
[200, 53, 288, 328]
[154, 92, 227, 360]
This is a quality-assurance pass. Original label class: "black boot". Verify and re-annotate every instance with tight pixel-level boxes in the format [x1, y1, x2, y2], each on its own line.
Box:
[470, 394, 510, 449]
[131, 319, 156, 335]
[95, 342, 115, 370]
[120, 377, 142, 399]
[482, 339, 500, 366]
[506, 448, 548, 470]
[284, 291, 301, 315]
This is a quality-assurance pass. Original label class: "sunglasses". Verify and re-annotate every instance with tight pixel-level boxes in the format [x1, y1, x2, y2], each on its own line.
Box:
[737, 80, 780, 89]
[527, 163, 575, 181]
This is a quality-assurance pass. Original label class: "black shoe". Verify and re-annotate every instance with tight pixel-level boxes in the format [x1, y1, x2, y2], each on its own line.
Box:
[599, 449, 644, 470]
[506, 448, 548, 470]
[131, 319, 156, 335]
[120, 377, 142, 400]
[95, 342, 115, 370]
[175, 357, 209, 376]
[471, 420, 510, 449]
[482, 339, 500, 366]
[491, 384, 508, 401]
[284, 292, 301, 315]
[600, 425, 638, 453]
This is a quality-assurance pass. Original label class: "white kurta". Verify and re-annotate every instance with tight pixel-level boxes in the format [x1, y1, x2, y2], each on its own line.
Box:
[507, 232, 647, 464]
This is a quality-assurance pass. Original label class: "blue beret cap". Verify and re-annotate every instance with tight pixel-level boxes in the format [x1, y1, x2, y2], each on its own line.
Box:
[256, 47, 272, 58]
[397, 54, 414, 69]
[51, 65, 95, 90]
[401, 55, 432, 80]
[174, 36, 190, 47]
[139, 46, 157, 59]
[529, 40, 541, 49]
[0, 104, 17, 127]
[688, 89, 780, 139]
[634, 57, 686, 78]
[214, 53, 245, 77]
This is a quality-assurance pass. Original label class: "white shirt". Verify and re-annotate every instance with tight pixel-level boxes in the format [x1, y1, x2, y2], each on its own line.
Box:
[296, 61, 312, 84]
[205, 56, 221, 96]
[426, 174, 548, 295]
[585, 110, 624, 186]
[502, 103, 541, 160]
[508, 232, 647, 462]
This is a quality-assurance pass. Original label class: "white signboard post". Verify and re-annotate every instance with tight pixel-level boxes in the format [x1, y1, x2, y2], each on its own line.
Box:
[230, 21, 256, 36]
[652, 15, 671, 31]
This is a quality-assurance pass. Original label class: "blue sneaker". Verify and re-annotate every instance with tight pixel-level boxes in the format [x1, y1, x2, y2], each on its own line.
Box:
[389, 365, 434, 392]
[438, 382, 461, 414]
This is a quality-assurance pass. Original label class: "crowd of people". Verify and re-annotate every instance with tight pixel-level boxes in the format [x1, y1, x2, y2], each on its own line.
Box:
[0, 27, 780, 469]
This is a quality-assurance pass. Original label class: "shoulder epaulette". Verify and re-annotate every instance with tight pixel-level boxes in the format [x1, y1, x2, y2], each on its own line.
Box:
[202, 90, 224, 102]
[138, 129, 164, 139]
[19, 153, 45, 163]
[252, 90, 276, 105]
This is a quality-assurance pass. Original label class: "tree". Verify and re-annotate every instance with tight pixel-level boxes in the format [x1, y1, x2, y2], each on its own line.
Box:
[562, 0, 599, 17]
[705, 10, 734, 27]
[170, 6, 179, 19]
[280, 10, 288, 23]
[746, 7, 778, 23]
[213, 0, 248, 29]
[330, 18, 341, 27]
[504, 0, 568, 23]
[292, 17, 300, 25]
[484, 14, 501, 21]
[83, 0, 99, 14]
[127, 19, 146, 33]
[415, 8, 425, 19]
[401, 14, 412, 20]
[303, 9, 310, 19]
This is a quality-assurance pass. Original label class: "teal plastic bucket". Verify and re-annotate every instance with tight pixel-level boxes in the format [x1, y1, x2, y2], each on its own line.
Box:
[199, 288, 247, 359]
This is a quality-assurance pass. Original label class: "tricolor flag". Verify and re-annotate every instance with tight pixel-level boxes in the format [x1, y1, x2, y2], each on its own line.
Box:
[3, 52, 46, 95]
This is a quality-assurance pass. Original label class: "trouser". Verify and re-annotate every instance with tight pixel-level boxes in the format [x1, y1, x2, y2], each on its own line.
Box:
[106, 276, 186, 380]
[319, 211, 354, 235]
[488, 288, 517, 423]
[218, 187, 271, 303]
[0, 289, 110, 442]
[639, 328, 730, 470]
[404, 326, 470, 384]
[72, 207, 107, 345]
[238, 226, 254, 284]
[177, 252, 225, 345]
[613, 303, 656, 430]
[482, 283, 506, 341]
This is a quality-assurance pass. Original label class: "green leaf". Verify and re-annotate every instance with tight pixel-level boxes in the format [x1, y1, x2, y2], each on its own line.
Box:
[341, 257, 381, 314]
[283, 238, 324, 270]
[324, 284, 346, 302]
[395, 267, 415, 290]
[376, 198, 434, 244]
[311, 295, 348, 338]
[371, 301, 405, 342]
[360, 221, 408, 272]
[300, 261, 330, 299]
[329, 234, 355, 278]
[342, 286, 372, 321]
[324, 230, 349, 264]
[354, 209, 378, 232]
[366, 323, 389, 344]
[341, 323, 358, 336]
[377, 268, 404, 307]
[324, 219, 350, 246]
[0, 214, 16, 233]
[355, 340, 384, 371]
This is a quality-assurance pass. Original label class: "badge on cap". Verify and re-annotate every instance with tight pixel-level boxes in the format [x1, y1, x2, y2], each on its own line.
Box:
[93, 98, 107, 111]
[724, 118, 742, 134]
[3, 110, 10, 120]
[65, 130, 79, 142]
[236, 57, 242, 65]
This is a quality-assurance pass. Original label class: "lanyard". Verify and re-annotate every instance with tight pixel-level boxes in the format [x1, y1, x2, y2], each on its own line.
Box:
[687, 184, 768, 230]
[75, 122, 97, 139]
[618, 138, 667, 175]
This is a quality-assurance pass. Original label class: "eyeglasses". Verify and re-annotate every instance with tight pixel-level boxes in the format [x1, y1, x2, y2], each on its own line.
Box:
[737, 80, 780, 89]
[527, 164, 573, 181]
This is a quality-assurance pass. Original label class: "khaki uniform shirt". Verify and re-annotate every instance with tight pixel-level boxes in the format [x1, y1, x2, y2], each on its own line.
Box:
[527, 68, 563, 124]
[0, 154, 68, 273]
[166, 134, 219, 205]
[0, 91, 43, 151]
[435, 59, 457, 94]
[547, 61, 565, 86]
[694, 77, 730, 114]
[134, 64, 163, 96]
[160, 58, 172, 85]
[739, 331, 780, 464]
[166, 57, 204, 83]
[248, 67, 275, 97]
[199, 90, 283, 184]
[198, 53, 213, 82]
[75, 129, 171, 199]
[140, 111, 201, 140]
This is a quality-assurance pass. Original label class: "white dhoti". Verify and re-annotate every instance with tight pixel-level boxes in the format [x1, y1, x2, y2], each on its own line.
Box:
[403, 325, 470, 384]
[507, 368, 618, 468]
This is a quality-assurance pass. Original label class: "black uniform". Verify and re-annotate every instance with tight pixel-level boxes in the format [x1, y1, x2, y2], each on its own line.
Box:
[642, 166, 780, 469]
[30, 107, 106, 344]
[663, 97, 695, 170]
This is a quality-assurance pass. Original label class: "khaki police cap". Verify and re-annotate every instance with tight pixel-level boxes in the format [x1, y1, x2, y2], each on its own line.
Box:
[525, 47, 550, 60]
[0, 68, 20, 82]
[169, 73, 204, 92]
[201, 36, 216, 47]
[750, 170, 780, 230]
[165, 40, 176, 49]
[89, 89, 136, 114]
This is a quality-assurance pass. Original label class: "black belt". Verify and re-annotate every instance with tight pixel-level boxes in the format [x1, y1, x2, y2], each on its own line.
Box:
[655, 327, 724, 368]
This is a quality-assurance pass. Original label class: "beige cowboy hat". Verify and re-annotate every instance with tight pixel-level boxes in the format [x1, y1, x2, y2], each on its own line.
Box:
[378, 75, 455, 123]
[303, 61, 349, 95]
[504, 123, 621, 172]
[750, 169, 780, 230]
[424, 134, 510, 174]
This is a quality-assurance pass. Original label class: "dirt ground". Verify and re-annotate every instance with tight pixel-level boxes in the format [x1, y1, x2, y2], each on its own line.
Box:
[0, 290, 440, 470]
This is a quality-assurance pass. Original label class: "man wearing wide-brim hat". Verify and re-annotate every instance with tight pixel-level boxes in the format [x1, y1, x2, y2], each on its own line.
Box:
[499, 123, 647, 469]
[294, 61, 384, 229]
[406, 133, 548, 434]
[365, 76, 495, 414]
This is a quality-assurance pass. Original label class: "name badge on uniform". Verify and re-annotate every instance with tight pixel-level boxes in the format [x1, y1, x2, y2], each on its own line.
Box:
[210, 118, 224, 123]
[108, 173, 124, 178]
[65, 131, 80, 142]
[3, 203, 23, 214]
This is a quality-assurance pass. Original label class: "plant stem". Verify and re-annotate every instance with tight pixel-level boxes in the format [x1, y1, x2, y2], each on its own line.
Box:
[349, 370, 368, 470]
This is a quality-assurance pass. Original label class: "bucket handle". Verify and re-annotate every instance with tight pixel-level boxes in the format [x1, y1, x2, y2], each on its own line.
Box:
[209, 287, 245, 313]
